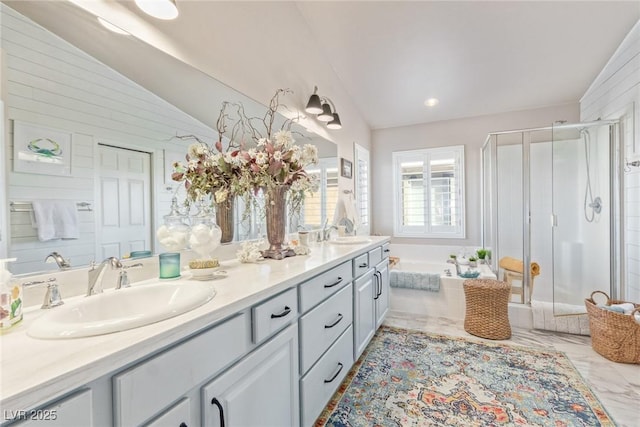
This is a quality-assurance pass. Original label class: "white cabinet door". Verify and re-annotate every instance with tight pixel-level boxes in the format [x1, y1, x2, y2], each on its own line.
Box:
[375, 260, 390, 328]
[12, 389, 93, 426]
[202, 324, 299, 427]
[353, 269, 375, 359]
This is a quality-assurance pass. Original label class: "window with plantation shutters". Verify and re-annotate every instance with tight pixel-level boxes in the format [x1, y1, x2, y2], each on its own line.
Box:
[302, 158, 338, 228]
[355, 144, 370, 234]
[393, 146, 465, 238]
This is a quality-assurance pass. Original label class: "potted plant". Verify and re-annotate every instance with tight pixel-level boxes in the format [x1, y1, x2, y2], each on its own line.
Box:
[468, 256, 477, 268]
[476, 248, 488, 264]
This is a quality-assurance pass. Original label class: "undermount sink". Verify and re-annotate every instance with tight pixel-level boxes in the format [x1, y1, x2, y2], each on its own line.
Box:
[28, 280, 216, 339]
[329, 236, 372, 245]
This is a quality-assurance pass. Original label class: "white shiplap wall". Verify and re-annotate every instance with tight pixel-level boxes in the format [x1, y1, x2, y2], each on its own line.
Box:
[1, 5, 214, 274]
[581, 19, 640, 302]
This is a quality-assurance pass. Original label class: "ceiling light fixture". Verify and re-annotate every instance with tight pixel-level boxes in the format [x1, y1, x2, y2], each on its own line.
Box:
[306, 87, 343, 130]
[97, 17, 130, 35]
[134, 0, 179, 20]
[424, 98, 439, 107]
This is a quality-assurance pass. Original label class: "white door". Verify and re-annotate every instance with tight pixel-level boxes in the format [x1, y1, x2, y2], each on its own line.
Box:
[98, 145, 151, 259]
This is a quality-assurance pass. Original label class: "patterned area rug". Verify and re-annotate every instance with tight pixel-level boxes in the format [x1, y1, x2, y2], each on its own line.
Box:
[317, 326, 614, 427]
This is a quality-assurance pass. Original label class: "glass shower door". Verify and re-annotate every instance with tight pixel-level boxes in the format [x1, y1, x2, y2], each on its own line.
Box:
[551, 123, 612, 316]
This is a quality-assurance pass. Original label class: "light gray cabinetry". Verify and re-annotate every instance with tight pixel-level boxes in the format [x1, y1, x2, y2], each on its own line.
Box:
[299, 326, 353, 427]
[144, 398, 191, 427]
[113, 313, 250, 426]
[353, 269, 376, 359]
[299, 284, 353, 374]
[252, 287, 297, 344]
[374, 259, 390, 328]
[202, 324, 299, 427]
[11, 389, 93, 427]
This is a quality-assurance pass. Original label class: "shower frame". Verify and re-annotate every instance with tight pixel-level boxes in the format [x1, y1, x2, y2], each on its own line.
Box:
[481, 120, 623, 304]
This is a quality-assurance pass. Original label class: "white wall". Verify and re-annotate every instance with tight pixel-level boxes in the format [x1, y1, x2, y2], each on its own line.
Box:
[581, 19, 640, 302]
[371, 103, 580, 247]
[1, 5, 213, 274]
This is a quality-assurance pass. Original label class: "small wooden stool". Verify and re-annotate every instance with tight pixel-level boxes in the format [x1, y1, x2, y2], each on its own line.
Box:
[463, 279, 512, 340]
[503, 270, 535, 304]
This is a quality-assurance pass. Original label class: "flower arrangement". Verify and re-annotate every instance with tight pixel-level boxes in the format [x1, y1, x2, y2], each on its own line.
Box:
[241, 89, 319, 215]
[171, 102, 251, 204]
[171, 140, 250, 203]
[172, 89, 319, 214]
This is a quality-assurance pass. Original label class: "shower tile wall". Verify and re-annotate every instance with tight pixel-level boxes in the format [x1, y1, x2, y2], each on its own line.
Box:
[580, 20, 640, 302]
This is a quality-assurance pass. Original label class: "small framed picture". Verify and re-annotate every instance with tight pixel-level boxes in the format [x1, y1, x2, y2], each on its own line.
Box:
[340, 158, 353, 179]
[13, 121, 72, 176]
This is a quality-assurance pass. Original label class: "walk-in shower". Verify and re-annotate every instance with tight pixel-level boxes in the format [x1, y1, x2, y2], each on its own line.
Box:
[482, 120, 622, 322]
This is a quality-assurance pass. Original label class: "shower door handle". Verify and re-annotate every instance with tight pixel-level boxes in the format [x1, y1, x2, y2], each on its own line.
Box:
[550, 214, 557, 227]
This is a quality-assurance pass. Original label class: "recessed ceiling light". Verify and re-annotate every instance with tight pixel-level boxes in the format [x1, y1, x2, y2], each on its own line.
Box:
[97, 17, 130, 35]
[135, 0, 179, 20]
[424, 98, 439, 107]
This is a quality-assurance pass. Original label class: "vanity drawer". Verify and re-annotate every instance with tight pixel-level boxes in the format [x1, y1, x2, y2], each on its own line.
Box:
[299, 260, 352, 313]
[353, 253, 370, 278]
[144, 398, 191, 427]
[368, 247, 383, 266]
[382, 243, 390, 259]
[299, 284, 353, 374]
[113, 313, 249, 427]
[300, 326, 354, 427]
[252, 287, 298, 344]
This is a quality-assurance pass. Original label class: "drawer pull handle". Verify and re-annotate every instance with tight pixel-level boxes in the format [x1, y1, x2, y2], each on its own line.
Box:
[324, 313, 344, 329]
[359, 263, 368, 268]
[384, 249, 390, 253]
[271, 306, 292, 319]
[324, 277, 343, 288]
[211, 398, 225, 427]
[324, 362, 344, 383]
[179, 423, 188, 427]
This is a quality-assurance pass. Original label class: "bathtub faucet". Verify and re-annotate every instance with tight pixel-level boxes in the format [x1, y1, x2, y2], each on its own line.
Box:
[446, 258, 462, 276]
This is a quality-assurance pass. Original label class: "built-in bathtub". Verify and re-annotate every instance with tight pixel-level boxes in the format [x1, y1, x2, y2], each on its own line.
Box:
[390, 261, 495, 321]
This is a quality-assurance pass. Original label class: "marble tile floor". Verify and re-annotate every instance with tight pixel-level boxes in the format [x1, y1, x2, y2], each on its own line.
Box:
[383, 311, 640, 427]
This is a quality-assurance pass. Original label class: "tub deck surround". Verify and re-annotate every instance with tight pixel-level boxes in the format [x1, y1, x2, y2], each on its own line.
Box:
[0, 236, 389, 414]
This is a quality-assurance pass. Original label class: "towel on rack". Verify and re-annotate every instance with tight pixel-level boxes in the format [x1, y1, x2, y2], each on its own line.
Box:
[31, 200, 80, 242]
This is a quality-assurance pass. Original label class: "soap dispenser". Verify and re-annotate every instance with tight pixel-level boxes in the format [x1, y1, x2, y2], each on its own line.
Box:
[0, 258, 22, 332]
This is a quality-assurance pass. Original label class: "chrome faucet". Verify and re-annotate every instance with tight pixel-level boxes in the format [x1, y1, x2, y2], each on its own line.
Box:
[116, 263, 144, 290]
[87, 257, 122, 296]
[446, 258, 462, 276]
[23, 277, 64, 309]
[321, 225, 338, 242]
[45, 252, 71, 270]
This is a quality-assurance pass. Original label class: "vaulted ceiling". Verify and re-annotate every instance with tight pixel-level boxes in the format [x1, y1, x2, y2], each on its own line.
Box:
[6, 1, 640, 133]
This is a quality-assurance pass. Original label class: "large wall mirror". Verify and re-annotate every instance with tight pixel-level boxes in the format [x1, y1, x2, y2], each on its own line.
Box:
[1, 1, 337, 274]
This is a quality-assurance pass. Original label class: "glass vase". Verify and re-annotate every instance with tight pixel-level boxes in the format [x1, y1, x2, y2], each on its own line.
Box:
[262, 184, 295, 260]
[216, 194, 235, 244]
[188, 199, 222, 260]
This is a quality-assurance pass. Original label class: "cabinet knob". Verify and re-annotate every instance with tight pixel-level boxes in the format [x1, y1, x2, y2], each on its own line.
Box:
[179, 423, 188, 427]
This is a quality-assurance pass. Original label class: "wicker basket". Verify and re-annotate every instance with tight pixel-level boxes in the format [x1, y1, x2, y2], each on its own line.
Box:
[585, 291, 640, 364]
[463, 279, 512, 340]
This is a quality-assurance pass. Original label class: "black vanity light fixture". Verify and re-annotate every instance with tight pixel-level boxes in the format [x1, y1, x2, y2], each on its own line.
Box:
[305, 86, 342, 130]
[135, 0, 179, 20]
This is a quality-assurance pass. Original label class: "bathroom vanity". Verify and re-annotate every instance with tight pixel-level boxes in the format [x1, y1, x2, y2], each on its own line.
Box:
[0, 237, 390, 427]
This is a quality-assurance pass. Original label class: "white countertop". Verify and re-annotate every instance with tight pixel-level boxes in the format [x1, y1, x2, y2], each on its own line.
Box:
[0, 237, 389, 412]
